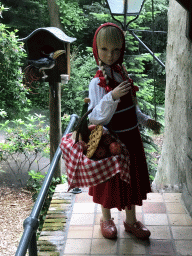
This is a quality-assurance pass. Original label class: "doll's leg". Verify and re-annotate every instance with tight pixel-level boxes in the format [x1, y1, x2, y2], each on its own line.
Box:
[100, 205, 117, 239]
[125, 205, 137, 225]
[101, 205, 111, 221]
[124, 204, 151, 239]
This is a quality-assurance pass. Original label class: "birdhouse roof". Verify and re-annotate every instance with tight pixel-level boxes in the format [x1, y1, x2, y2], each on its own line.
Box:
[19, 27, 76, 43]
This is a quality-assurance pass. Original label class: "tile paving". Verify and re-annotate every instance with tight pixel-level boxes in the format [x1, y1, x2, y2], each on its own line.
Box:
[38, 184, 192, 256]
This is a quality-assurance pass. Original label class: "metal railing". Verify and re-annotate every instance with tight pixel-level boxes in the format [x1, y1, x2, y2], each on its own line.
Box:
[15, 114, 79, 256]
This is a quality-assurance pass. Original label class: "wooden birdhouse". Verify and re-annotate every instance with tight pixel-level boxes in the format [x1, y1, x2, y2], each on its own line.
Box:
[19, 27, 76, 83]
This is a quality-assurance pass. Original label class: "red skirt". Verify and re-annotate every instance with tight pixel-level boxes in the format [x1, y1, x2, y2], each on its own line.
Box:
[89, 127, 151, 210]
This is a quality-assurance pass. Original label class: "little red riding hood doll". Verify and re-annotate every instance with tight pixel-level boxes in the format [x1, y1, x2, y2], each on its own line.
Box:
[87, 22, 161, 239]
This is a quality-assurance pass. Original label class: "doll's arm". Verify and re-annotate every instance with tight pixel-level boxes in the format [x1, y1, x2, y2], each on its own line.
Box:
[88, 78, 120, 125]
[134, 95, 162, 134]
[135, 104, 150, 127]
[132, 94, 149, 126]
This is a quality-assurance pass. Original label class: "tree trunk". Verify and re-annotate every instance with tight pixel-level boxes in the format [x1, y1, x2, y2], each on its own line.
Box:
[47, 0, 63, 30]
[153, 0, 192, 215]
[47, 0, 63, 180]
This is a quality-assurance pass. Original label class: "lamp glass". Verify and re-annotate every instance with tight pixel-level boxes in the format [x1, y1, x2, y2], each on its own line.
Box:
[107, 0, 144, 16]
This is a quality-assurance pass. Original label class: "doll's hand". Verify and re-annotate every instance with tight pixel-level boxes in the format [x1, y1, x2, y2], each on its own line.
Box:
[147, 119, 162, 134]
[111, 81, 132, 101]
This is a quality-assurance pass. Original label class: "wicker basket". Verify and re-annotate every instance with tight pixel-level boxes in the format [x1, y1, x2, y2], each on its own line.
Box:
[73, 103, 104, 158]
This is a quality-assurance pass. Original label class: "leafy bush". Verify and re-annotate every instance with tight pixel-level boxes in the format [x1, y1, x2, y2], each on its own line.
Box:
[0, 19, 29, 118]
[0, 113, 50, 185]
[27, 171, 67, 201]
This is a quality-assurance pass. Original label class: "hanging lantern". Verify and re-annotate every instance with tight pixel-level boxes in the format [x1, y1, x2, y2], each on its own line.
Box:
[107, 0, 145, 16]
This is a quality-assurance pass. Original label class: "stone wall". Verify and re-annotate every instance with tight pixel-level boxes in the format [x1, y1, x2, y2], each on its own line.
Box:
[153, 0, 192, 216]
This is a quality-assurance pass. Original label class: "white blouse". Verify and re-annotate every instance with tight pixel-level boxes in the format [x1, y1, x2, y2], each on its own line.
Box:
[88, 77, 150, 127]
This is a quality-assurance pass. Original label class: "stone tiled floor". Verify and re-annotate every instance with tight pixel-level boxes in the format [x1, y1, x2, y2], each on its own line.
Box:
[60, 187, 192, 256]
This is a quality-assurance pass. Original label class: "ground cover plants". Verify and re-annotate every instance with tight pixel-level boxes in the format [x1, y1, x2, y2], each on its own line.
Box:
[0, 113, 50, 186]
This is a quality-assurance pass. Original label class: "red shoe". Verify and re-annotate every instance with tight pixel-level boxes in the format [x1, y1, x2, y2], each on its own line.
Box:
[124, 221, 151, 239]
[100, 218, 117, 239]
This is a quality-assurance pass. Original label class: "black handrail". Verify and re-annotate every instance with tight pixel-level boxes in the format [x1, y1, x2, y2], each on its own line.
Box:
[15, 114, 79, 256]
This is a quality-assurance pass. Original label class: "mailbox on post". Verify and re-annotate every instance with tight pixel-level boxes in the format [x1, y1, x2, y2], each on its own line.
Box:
[20, 27, 76, 179]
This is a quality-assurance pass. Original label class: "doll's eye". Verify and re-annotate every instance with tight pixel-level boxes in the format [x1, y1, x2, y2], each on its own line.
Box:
[101, 47, 107, 51]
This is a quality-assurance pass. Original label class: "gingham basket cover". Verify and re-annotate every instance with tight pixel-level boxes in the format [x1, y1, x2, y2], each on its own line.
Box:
[60, 131, 131, 191]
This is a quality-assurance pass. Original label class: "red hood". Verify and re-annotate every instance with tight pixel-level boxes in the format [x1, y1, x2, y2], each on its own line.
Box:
[93, 23, 125, 66]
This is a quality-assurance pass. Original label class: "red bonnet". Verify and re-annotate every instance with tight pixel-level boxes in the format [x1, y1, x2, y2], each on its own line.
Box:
[92, 23, 125, 66]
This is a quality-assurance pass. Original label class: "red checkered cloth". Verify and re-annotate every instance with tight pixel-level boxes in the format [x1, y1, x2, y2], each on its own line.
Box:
[60, 132, 131, 191]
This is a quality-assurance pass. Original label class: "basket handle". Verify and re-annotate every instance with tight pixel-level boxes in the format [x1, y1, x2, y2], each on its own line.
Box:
[75, 107, 93, 144]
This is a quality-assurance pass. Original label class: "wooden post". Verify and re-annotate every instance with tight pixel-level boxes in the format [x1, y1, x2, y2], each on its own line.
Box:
[49, 43, 71, 180]
[49, 81, 61, 180]
[67, 43, 71, 79]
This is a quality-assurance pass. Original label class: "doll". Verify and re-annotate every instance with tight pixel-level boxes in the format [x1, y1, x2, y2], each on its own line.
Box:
[88, 23, 161, 240]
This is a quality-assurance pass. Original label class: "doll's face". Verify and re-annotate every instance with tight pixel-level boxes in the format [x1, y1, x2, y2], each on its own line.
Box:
[98, 42, 123, 66]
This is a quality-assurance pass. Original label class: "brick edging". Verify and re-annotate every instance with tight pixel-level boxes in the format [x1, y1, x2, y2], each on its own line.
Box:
[37, 183, 74, 256]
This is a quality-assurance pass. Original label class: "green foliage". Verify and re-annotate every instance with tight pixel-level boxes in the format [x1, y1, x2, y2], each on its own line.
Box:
[27, 170, 58, 200]
[26, 82, 50, 109]
[0, 109, 7, 118]
[61, 113, 71, 133]
[0, 0, 50, 39]
[124, 53, 165, 121]
[27, 170, 67, 201]
[140, 128, 160, 183]
[0, 8, 30, 118]
[61, 49, 96, 118]
[134, 0, 168, 54]
[79, 1, 113, 51]
[56, 0, 88, 37]
[0, 2, 8, 17]
[27, 170, 67, 233]
[0, 113, 50, 185]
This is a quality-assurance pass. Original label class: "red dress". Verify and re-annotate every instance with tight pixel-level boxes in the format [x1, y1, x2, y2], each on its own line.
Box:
[89, 22, 151, 210]
[88, 127, 151, 210]
[88, 78, 151, 211]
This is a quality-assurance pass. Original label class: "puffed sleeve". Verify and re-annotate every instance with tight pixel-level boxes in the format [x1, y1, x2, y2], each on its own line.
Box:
[88, 77, 120, 125]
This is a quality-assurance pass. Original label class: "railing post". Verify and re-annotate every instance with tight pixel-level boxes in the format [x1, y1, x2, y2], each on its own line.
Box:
[28, 232, 38, 256]
[128, 29, 165, 68]
[15, 114, 79, 256]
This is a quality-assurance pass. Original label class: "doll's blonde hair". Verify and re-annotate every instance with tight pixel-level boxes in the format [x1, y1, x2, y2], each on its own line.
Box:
[96, 26, 123, 49]
[96, 26, 124, 85]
